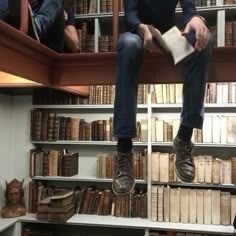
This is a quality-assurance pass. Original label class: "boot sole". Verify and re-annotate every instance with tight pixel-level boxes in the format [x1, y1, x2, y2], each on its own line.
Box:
[112, 180, 135, 195]
[174, 164, 194, 183]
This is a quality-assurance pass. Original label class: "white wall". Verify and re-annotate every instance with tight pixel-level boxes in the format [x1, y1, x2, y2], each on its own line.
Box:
[0, 94, 33, 210]
[0, 94, 14, 209]
[11, 95, 34, 210]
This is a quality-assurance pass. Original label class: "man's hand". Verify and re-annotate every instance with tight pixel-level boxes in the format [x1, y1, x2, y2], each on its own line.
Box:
[138, 24, 164, 54]
[64, 10, 68, 21]
[182, 16, 209, 51]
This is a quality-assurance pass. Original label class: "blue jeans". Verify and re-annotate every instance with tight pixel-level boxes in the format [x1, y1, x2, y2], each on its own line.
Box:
[113, 31, 212, 138]
[0, 0, 8, 20]
[32, 0, 64, 52]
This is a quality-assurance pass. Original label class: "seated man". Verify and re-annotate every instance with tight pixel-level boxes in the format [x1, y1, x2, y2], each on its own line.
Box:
[7, 0, 79, 53]
[112, 0, 212, 195]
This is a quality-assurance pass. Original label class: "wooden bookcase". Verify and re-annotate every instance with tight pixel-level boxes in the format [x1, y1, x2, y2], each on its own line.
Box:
[0, 0, 236, 236]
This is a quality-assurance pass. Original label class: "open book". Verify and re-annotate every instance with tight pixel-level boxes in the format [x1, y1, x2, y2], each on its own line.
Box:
[148, 25, 195, 65]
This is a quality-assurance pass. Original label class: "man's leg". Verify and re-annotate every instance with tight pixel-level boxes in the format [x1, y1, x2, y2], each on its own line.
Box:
[112, 32, 143, 194]
[7, 1, 63, 39]
[31, 0, 63, 39]
[0, 0, 8, 20]
[174, 32, 213, 182]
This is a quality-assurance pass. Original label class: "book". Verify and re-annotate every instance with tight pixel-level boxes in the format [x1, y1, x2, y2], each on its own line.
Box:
[148, 25, 195, 65]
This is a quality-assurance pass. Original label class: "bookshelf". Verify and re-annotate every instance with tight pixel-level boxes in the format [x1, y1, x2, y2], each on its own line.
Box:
[24, 87, 236, 235]
[1, 1, 236, 236]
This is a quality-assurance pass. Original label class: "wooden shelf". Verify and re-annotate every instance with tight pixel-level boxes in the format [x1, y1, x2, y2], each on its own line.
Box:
[31, 175, 147, 184]
[0, 218, 17, 233]
[1, 21, 236, 88]
[17, 214, 235, 235]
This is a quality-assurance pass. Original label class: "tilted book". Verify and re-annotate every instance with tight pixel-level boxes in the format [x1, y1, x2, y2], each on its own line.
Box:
[148, 25, 195, 65]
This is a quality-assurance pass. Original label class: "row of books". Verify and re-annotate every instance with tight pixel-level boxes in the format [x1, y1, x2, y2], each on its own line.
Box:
[151, 115, 236, 144]
[88, 85, 115, 104]
[151, 186, 236, 225]
[225, 21, 236, 47]
[37, 189, 75, 222]
[96, 151, 147, 180]
[150, 232, 227, 236]
[151, 152, 236, 185]
[151, 82, 236, 105]
[21, 229, 225, 236]
[177, 0, 216, 7]
[73, 0, 236, 15]
[31, 110, 146, 142]
[31, 111, 236, 144]
[31, 82, 236, 105]
[31, 112, 115, 142]
[88, 82, 236, 106]
[77, 24, 114, 53]
[29, 149, 79, 177]
[224, 0, 236, 4]
[32, 88, 87, 105]
[28, 182, 147, 218]
[73, 0, 124, 14]
[31, 109, 236, 145]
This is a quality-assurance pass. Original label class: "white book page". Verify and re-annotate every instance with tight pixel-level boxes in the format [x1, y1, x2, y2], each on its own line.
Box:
[162, 26, 195, 64]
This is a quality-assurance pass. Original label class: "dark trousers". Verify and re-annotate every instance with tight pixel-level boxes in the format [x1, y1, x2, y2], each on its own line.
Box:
[0, 0, 8, 20]
[113, 32, 213, 138]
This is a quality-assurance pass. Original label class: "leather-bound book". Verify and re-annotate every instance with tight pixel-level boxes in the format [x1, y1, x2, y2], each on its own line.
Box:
[157, 186, 164, 222]
[79, 119, 86, 141]
[169, 153, 175, 182]
[196, 190, 204, 224]
[220, 191, 231, 225]
[41, 111, 48, 141]
[211, 190, 221, 225]
[159, 153, 169, 182]
[205, 155, 213, 184]
[70, 118, 80, 141]
[114, 194, 122, 217]
[212, 158, 221, 184]
[47, 112, 56, 141]
[58, 116, 66, 140]
[85, 122, 92, 141]
[65, 117, 71, 140]
[170, 188, 180, 223]
[221, 159, 232, 184]
[197, 155, 205, 183]
[62, 152, 79, 177]
[193, 156, 198, 183]
[100, 0, 107, 13]
[53, 114, 59, 141]
[37, 197, 51, 213]
[32, 110, 42, 141]
[203, 189, 212, 225]
[232, 157, 236, 184]
[231, 195, 236, 225]
[163, 186, 170, 222]
[151, 152, 160, 182]
[180, 188, 189, 223]
[48, 205, 75, 223]
[189, 189, 197, 223]
[50, 189, 74, 208]
[151, 186, 158, 221]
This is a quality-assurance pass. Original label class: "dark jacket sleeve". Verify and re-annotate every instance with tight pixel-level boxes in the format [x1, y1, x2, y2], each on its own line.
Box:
[124, 0, 141, 31]
[180, 0, 198, 25]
